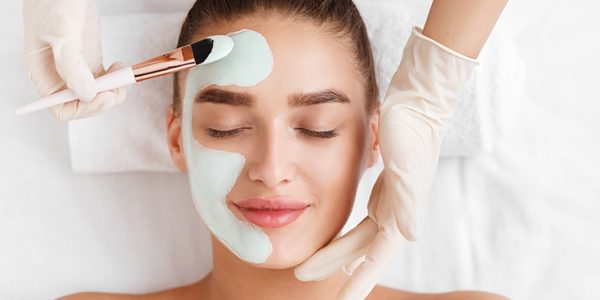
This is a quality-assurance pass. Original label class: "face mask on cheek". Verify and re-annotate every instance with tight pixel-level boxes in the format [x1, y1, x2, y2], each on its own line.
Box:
[181, 30, 274, 264]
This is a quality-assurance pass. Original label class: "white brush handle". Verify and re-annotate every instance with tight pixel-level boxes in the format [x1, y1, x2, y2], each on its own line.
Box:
[15, 66, 136, 115]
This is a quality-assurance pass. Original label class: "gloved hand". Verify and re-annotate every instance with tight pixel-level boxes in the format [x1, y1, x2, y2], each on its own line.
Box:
[23, 0, 126, 121]
[295, 27, 478, 300]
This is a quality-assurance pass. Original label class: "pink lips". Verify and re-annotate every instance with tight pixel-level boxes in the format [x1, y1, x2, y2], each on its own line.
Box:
[234, 197, 309, 228]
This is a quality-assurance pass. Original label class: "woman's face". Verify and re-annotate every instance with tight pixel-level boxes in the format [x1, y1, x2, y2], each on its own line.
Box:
[168, 15, 379, 269]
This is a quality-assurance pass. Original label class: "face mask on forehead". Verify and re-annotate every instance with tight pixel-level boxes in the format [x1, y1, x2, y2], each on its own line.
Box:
[181, 29, 274, 264]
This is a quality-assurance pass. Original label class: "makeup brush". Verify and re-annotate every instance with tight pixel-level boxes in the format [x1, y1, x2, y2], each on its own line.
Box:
[15, 35, 234, 115]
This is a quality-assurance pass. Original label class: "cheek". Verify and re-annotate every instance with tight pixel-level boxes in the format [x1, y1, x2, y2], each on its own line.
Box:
[301, 124, 368, 223]
[307, 142, 362, 192]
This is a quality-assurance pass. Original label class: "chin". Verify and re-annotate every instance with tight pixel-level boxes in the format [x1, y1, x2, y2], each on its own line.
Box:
[249, 231, 319, 270]
[252, 222, 343, 270]
[253, 255, 306, 270]
[222, 203, 351, 270]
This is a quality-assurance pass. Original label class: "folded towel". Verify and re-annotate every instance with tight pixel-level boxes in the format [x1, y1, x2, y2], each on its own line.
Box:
[69, 1, 523, 174]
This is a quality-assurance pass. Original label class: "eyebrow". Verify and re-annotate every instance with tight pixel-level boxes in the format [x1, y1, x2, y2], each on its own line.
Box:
[194, 88, 351, 107]
[194, 89, 254, 107]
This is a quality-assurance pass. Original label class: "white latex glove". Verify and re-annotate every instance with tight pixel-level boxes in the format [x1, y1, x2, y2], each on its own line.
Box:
[23, 0, 126, 121]
[295, 27, 479, 300]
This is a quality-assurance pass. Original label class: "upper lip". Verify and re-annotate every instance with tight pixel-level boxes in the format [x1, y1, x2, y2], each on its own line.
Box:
[234, 196, 310, 210]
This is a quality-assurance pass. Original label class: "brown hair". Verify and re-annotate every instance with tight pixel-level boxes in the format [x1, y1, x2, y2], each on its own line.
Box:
[173, 0, 379, 116]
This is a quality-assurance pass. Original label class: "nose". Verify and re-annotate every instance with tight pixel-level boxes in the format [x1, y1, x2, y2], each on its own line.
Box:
[247, 126, 297, 189]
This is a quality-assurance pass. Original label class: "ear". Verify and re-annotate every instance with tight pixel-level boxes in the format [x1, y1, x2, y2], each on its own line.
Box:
[166, 105, 187, 171]
[365, 110, 380, 168]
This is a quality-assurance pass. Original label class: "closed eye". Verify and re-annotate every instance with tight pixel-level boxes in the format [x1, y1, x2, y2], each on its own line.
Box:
[205, 128, 338, 139]
[205, 128, 249, 138]
[296, 128, 339, 139]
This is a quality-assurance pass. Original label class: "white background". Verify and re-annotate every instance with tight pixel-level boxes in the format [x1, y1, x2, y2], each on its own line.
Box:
[1, 0, 599, 299]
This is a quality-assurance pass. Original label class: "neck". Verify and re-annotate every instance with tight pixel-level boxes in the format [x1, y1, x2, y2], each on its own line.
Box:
[203, 236, 349, 300]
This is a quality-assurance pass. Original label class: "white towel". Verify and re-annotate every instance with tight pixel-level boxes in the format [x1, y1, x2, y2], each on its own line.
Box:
[69, 1, 523, 174]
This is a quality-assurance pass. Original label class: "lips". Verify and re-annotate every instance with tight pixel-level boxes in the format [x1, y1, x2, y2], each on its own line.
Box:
[233, 197, 309, 228]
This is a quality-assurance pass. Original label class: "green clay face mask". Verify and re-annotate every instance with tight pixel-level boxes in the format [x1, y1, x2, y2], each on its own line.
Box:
[182, 30, 274, 264]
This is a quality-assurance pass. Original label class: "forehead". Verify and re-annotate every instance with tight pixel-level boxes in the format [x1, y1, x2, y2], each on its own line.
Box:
[184, 15, 366, 107]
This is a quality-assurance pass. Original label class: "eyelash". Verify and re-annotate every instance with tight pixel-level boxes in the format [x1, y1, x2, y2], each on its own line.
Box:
[205, 128, 338, 139]
[206, 128, 245, 138]
[296, 128, 339, 139]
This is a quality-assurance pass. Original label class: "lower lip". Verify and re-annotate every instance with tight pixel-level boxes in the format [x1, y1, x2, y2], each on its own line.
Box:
[236, 207, 307, 228]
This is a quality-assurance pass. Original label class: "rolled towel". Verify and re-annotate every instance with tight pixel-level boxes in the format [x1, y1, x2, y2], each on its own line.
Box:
[69, 1, 523, 174]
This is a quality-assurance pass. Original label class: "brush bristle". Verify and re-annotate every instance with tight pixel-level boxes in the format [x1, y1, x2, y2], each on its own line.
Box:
[191, 38, 214, 65]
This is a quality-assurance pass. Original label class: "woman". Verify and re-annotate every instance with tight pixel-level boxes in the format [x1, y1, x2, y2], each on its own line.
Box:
[61, 0, 508, 299]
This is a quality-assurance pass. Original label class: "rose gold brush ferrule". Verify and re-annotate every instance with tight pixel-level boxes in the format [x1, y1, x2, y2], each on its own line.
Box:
[131, 46, 196, 82]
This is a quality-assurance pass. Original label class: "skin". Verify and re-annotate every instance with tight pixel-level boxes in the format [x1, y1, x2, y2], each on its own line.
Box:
[60, 0, 510, 299]
[185, 18, 377, 270]
[169, 13, 379, 300]
[422, 0, 509, 59]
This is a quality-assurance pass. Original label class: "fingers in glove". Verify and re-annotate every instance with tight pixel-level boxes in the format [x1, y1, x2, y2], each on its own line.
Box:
[39, 7, 96, 101]
[336, 228, 401, 300]
[51, 38, 97, 101]
[382, 168, 422, 242]
[48, 62, 127, 121]
[49, 89, 118, 121]
[24, 48, 65, 97]
[295, 217, 378, 282]
[343, 256, 366, 275]
[99, 61, 127, 106]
